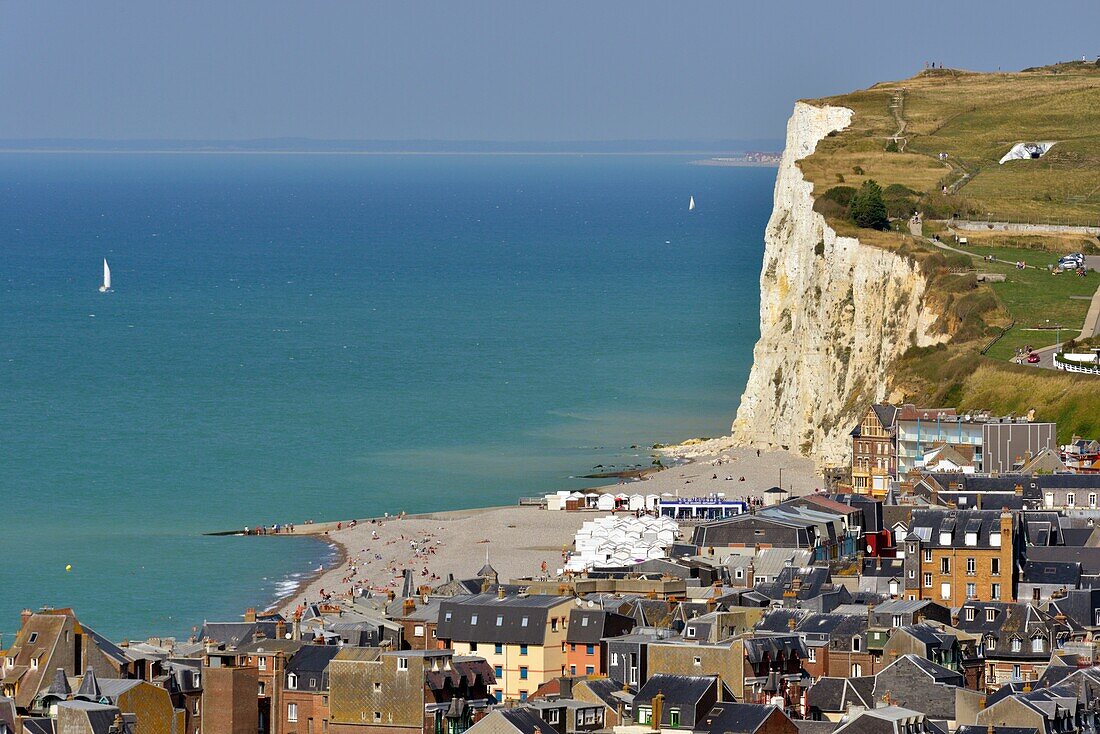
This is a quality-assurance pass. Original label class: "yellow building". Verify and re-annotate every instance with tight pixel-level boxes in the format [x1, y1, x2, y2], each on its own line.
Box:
[435, 593, 574, 703]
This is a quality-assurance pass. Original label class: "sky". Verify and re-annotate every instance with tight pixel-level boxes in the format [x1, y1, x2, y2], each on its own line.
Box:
[1, 1, 1098, 143]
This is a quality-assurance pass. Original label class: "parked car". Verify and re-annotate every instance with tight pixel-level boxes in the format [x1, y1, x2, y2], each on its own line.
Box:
[1027, 353, 1041, 364]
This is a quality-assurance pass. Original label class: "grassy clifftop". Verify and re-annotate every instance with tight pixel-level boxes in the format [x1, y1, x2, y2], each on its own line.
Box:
[797, 61, 1100, 441]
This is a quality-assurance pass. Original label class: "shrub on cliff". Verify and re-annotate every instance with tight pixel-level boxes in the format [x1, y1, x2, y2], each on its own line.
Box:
[813, 185, 856, 219]
[883, 184, 920, 218]
[850, 180, 890, 230]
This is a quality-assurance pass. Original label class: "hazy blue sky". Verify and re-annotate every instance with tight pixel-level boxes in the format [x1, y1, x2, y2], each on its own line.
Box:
[2, 1, 1098, 142]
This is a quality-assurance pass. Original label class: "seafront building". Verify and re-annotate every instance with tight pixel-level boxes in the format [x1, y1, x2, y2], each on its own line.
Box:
[8, 406, 1100, 734]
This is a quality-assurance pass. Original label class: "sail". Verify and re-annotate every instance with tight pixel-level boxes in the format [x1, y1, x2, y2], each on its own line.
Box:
[103, 259, 111, 290]
[688, 195, 695, 211]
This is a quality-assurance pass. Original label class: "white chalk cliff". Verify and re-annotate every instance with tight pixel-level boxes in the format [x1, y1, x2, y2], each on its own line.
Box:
[731, 102, 942, 466]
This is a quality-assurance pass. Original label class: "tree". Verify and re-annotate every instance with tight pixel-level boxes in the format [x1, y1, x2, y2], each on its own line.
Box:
[850, 179, 890, 230]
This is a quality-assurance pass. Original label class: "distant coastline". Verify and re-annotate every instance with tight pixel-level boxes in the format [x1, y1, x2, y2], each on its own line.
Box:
[690, 154, 781, 168]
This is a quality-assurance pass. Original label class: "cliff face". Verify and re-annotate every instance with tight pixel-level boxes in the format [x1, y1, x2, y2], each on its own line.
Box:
[731, 102, 943, 466]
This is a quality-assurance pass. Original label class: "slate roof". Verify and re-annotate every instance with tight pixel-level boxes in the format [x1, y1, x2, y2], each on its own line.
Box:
[20, 719, 54, 734]
[907, 509, 1006, 548]
[635, 674, 718, 707]
[566, 609, 634, 645]
[742, 635, 806, 663]
[755, 566, 833, 601]
[807, 677, 874, 712]
[695, 703, 780, 734]
[489, 708, 550, 734]
[1021, 561, 1081, 587]
[436, 594, 571, 645]
[878, 654, 962, 685]
[199, 621, 282, 648]
[285, 646, 341, 692]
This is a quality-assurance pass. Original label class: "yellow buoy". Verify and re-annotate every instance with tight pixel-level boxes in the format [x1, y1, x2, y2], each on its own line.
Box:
[65, 565, 72, 572]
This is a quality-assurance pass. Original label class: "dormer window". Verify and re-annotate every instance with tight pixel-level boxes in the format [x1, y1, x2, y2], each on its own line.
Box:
[287, 673, 298, 690]
[964, 532, 978, 547]
[30, 656, 39, 670]
[1032, 636, 1045, 653]
[496, 615, 503, 627]
[27, 633, 38, 644]
[470, 614, 478, 625]
[686, 627, 695, 638]
[991, 533, 1002, 547]
[939, 532, 952, 546]
[986, 635, 996, 650]
[193, 672, 201, 687]
[987, 609, 997, 622]
[1011, 638, 1022, 652]
[965, 608, 975, 621]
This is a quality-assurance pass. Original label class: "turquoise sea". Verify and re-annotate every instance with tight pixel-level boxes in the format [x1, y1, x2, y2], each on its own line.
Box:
[0, 154, 774, 640]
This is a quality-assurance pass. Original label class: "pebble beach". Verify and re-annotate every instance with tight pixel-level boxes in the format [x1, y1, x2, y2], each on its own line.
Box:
[273, 445, 819, 613]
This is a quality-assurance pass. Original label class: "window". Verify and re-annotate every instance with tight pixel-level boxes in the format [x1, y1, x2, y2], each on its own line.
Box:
[992, 584, 1001, 600]
[939, 531, 952, 545]
[686, 626, 696, 638]
[519, 667, 528, 680]
[638, 708, 651, 725]
[193, 672, 201, 688]
[966, 583, 976, 599]
[965, 532, 978, 547]
[470, 614, 478, 626]
[287, 674, 298, 690]
[1013, 665, 1021, 680]
[986, 635, 996, 651]
[495, 691, 503, 704]
[852, 637, 861, 652]
[924, 573, 932, 588]
[889, 580, 899, 596]
[693, 656, 702, 666]
[495, 644, 503, 655]
[30, 657, 38, 670]
[1068, 493, 1076, 507]
[496, 615, 503, 627]
[398, 658, 408, 671]
[585, 665, 594, 675]
[924, 549, 933, 562]
[520, 645, 528, 656]
[735, 569, 744, 580]
[373, 682, 381, 692]
[987, 608, 997, 622]
[1011, 638, 1022, 653]
[258, 657, 267, 670]
[669, 709, 681, 728]
[940, 582, 951, 600]
[893, 615, 903, 627]
[1032, 636, 1045, 652]
[27, 633, 38, 644]
[551, 618, 558, 632]
[193, 702, 200, 715]
[586, 644, 595, 655]
[569, 665, 576, 675]
[807, 647, 816, 662]
[941, 557, 950, 574]
[288, 704, 298, 723]
[414, 625, 424, 637]
[373, 712, 381, 723]
[991, 532, 1001, 548]
[548, 710, 560, 725]
[519, 691, 528, 702]
[966, 557, 976, 575]
[991, 558, 1000, 575]
[470, 643, 478, 652]
[444, 612, 452, 622]
[1091, 494, 1098, 509]
[494, 665, 502, 677]
[851, 663, 862, 677]
[582, 617, 589, 627]
[307, 719, 314, 734]
[965, 608, 975, 621]
[259, 682, 266, 696]
[908, 570, 915, 579]
[521, 616, 529, 627]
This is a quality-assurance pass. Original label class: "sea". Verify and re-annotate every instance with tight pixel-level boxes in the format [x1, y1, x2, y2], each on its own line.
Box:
[0, 153, 775, 640]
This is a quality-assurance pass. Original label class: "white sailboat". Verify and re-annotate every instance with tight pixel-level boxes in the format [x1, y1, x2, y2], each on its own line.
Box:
[688, 195, 696, 211]
[99, 259, 112, 293]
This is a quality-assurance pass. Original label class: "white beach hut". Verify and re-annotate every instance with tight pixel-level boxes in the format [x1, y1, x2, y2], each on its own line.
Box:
[596, 494, 616, 512]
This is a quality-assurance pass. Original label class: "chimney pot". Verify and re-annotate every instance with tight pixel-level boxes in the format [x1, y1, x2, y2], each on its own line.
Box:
[244, 607, 257, 623]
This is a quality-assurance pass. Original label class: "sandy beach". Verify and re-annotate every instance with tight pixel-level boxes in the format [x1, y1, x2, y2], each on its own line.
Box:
[272, 445, 819, 614]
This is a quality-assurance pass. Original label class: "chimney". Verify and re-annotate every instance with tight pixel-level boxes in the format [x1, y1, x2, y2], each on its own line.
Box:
[560, 676, 574, 699]
[20, 609, 32, 628]
[1014, 484, 1023, 496]
[387, 589, 396, 601]
[787, 617, 797, 631]
[403, 598, 416, 615]
[498, 585, 507, 600]
[244, 607, 257, 623]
